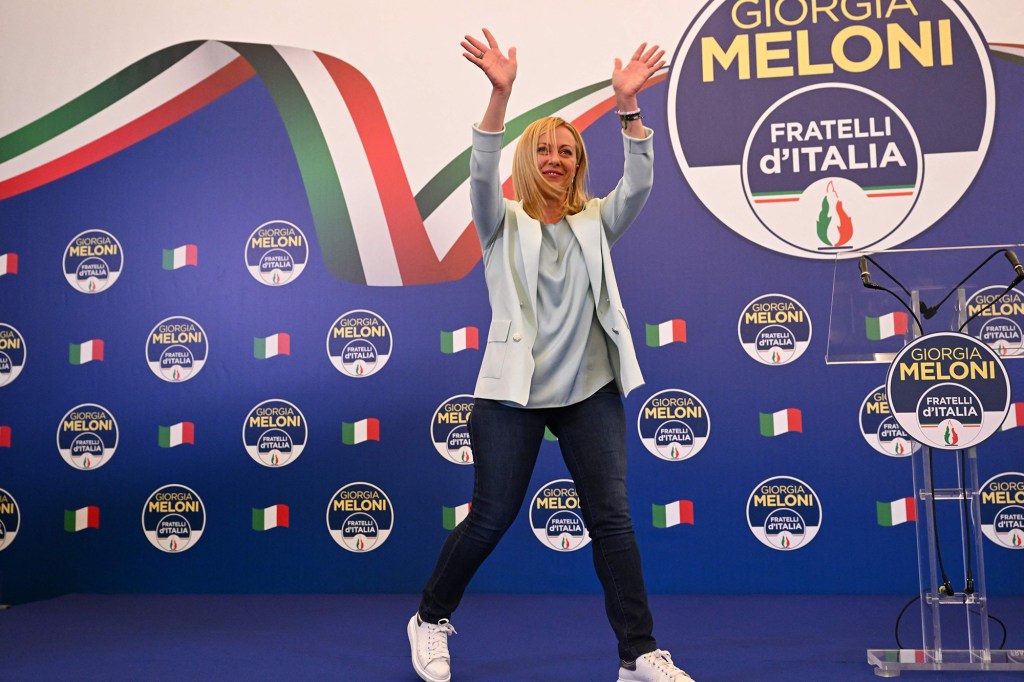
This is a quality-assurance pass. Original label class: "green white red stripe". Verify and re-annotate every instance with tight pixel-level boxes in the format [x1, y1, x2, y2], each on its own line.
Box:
[441, 327, 479, 354]
[64, 506, 100, 532]
[877, 497, 917, 526]
[0, 39, 666, 286]
[162, 244, 197, 270]
[652, 500, 694, 528]
[342, 418, 380, 445]
[0, 253, 17, 275]
[159, 422, 195, 447]
[254, 333, 291, 359]
[760, 409, 802, 436]
[1001, 402, 1024, 430]
[69, 339, 104, 364]
[646, 319, 686, 347]
[866, 312, 908, 340]
[0, 425, 10, 448]
[252, 504, 289, 530]
[442, 503, 471, 530]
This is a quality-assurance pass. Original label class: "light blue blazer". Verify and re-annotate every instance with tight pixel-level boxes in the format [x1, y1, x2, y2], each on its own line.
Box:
[470, 125, 654, 406]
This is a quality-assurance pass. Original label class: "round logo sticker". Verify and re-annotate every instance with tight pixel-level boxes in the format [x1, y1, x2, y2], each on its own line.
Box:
[886, 332, 1010, 449]
[63, 229, 124, 292]
[326, 310, 392, 377]
[56, 403, 118, 470]
[747, 476, 822, 551]
[529, 479, 591, 552]
[668, 0, 994, 258]
[0, 488, 20, 551]
[244, 220, 309, 286]
[146, 316, 209, 382]
[858, 385, 919, 458]
[0, 323, 26, 386]
[142, 484, 206, 552]
[326, 483, 394, 552]
[965, 286, 1024, 358]
[979, 473, 1024, 549]
[243, 399, 307, 467]
[431, 395, 474, 464]
[637, 389, 710, 461]
[738, 294, 811, 365]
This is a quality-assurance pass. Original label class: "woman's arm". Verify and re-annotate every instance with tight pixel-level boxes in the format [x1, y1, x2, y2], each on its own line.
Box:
[612, 43, 665, 139]
[461, 28, 516, 132]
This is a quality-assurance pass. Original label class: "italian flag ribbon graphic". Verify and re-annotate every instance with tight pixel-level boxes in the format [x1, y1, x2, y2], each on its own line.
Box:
[0, 40, 666, 286]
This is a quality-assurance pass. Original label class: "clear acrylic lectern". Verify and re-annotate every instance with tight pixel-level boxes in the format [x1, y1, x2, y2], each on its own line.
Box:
[827, 244, 1024, 676]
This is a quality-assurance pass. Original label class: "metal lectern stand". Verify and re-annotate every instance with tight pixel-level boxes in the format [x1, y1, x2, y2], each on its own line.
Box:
[827, 245, 1024, 676]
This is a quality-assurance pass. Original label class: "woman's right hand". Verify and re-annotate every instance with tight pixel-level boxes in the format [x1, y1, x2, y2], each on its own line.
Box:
[461, 28, 517, 95]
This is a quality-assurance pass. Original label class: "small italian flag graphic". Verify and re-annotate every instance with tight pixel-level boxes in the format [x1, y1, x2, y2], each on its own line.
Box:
[1001, 402, 1024, 431]
[252, 504, 289, 530]
[0, 425, 11, 448]
[883, 650, 926, 663]
[158, 422, 195, 448]
[652, 500, 694, 528]
[877, 497, 917, 526]
[254, 333, 291, 359]
[759, 409, 802, 436]
[342, 418, 380, 445]
[646, 319, 687, 347]
[442, 503, 471, 530]
[69, 339, 105, 364]
[440, 327, 479, 354]
[162, 244, 198, 270]
[0, 253, 17, 275]
[64, 506, 100, 532]
[866, 312, 909, 340]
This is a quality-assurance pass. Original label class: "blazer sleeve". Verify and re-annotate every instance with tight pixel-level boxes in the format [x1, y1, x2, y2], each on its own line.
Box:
[470, 125, 507, 251]
[598, 127, 654, 247]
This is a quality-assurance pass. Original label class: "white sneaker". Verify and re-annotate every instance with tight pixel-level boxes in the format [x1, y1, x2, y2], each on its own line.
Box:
[617, 649, 694, 682]
[408, 613, 457, 682]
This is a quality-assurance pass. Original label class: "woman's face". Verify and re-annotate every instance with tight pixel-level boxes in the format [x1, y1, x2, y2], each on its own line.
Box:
[535, 126, 578, 192]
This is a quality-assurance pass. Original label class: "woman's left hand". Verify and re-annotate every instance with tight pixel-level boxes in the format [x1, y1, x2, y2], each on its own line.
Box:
[612, 43, 666, 105]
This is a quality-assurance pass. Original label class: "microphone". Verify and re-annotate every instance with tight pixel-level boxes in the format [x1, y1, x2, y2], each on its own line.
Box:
[1005, 249, 1024, 277]
[859, 256, 871, 286]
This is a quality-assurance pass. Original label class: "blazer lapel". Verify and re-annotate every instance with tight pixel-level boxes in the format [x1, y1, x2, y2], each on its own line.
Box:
[514, 204, 542, 308]
[566, 207, 604, 304]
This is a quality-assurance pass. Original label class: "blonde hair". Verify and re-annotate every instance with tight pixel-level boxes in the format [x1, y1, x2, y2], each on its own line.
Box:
[511, 117, 590, 221]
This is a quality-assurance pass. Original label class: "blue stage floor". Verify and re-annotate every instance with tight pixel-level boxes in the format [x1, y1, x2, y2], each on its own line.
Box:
[2, 593, 1022, 680]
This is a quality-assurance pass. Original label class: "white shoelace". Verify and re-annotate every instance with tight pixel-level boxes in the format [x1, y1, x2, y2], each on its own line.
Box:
[423, 618, 457, 661]
[644, 650, 688, 680]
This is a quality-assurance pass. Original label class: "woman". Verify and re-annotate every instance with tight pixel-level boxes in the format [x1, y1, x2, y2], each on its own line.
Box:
[408, 28, 694, 682]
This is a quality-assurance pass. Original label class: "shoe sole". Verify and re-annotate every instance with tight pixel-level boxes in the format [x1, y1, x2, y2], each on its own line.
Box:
[407, 615, 451, 682]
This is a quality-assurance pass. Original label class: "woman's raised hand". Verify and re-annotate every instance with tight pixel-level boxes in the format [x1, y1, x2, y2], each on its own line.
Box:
[461, 28, 517, 95]
[612, 43, 666, 105]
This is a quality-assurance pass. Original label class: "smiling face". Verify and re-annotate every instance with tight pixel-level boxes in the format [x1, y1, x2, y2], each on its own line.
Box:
[535, 126, 579, 192]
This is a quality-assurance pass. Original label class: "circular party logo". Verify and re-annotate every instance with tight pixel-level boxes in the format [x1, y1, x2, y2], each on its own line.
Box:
[858, 385, 919, 458]
[738, 294, 811, 365]
[142, 484, 206, 552]
[63, 229, 124, 292]
[637, 389, 710, 461]
[529, 479, 591, 552]
[0, 323, 26, 386]
[326, 483, 394, 552]
[244, 220, 309, 286]
[243, 399, 307, 467]
[668, 0, 995, 258]
[0, 489, 20, 551]
[964, 286, 1024, 358]
[146, 316, 208, 382]
[979, 473, 1024, 549]
[56, 403, 118, 470]
[747, 476, 822, 551]
[886, 332, 1010, 449]
[431, 395, 474, 464]
[326, 310, 392, 377]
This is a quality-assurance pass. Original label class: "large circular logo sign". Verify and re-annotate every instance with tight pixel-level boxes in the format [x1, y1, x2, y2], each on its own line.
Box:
[980, 472, 1024, 549]
[0, 323, 26, 386]
[747, 476, 822, 550]
[326, 310, 393, 377]
[858, 385, 919, 458]
[431, 395, 474, 464]
[326, 483, 394, 552]
[243, 399, 307, 467]
[668, 0, 995, 258]
[63, 229, 124, 292]
[0, 489, 20, 551]
[529, 480, 591, 552]
[637, 389, 710, 461]
[146, 316, 208, 382]
[965, 286, 1024, 358]
[886, 332, 1010, 449]
[142, 484, 206, 552]
[738, 294, 811, 365]
[56, 403, 118, 470]
[244, 220, 309, 286]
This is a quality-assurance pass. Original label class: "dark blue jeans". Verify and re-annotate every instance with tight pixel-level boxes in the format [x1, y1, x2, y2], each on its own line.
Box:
[418, 382, 657, 661]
